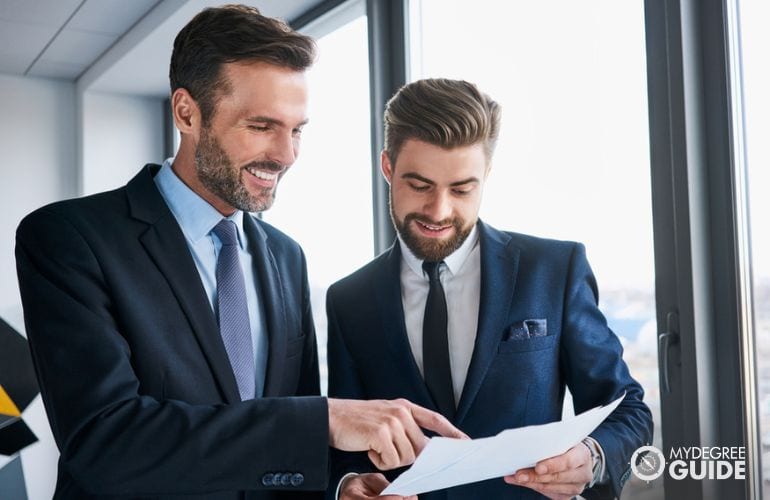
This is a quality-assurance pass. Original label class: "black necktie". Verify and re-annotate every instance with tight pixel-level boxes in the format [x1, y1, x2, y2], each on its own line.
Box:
[422, 260, 455, 418]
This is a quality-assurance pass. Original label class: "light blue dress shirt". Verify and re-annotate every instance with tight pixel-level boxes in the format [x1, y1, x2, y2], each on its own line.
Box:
[154, 159, 268, 397]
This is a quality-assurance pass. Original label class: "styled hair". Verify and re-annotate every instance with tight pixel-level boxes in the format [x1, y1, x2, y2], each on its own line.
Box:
[170, 4, 316, 125]
[384, 78, 501, 165]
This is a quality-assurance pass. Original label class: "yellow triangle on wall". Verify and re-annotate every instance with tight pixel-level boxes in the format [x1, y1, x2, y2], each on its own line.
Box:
[0, 384, 21, 417]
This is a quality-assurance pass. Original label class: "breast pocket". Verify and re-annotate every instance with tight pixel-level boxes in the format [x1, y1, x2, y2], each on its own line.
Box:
[286, 334, 306, 358]
[497, 333, 558, 354]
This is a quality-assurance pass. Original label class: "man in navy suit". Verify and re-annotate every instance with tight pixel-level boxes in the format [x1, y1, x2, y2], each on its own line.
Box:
[15, 7, 463, 500]
[327, 79, 653, 500]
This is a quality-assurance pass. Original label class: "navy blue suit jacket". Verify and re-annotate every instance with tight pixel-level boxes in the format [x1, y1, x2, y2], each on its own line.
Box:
[326, 221, 652, 499]
[15, 165, 328, 500]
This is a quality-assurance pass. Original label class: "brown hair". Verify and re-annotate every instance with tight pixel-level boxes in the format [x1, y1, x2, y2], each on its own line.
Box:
[384, 78, 501, 165]
[170, 4, 316, 125]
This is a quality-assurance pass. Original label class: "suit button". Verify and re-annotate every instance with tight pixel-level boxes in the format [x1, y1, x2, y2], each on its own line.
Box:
[261, 473, 274, 487]
[290, 473, 304, 486]
[280, 472, 292, 486]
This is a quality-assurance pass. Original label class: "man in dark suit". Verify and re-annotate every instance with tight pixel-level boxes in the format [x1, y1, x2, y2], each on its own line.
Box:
[15, 7, 463, 500]
[327, 79, 653, 500]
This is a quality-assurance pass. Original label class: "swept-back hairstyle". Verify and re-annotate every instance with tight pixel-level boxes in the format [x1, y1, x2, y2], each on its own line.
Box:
[170, 4, 316, 125]
[384, 78, 501, 165]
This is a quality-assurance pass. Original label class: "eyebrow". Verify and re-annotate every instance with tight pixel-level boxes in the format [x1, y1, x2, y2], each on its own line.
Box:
[401, 172, 480, 186]
[244, 116, 309, 127]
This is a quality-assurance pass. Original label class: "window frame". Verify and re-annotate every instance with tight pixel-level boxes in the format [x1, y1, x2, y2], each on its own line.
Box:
[644, 0, 757, 498]
[289, 0, 761, 497]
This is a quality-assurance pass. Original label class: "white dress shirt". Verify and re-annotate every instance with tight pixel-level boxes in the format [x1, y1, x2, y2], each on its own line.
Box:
[398, 226, 480, 404]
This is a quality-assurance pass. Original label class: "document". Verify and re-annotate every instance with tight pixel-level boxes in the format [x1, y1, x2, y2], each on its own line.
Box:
[381, 393, 625, 496]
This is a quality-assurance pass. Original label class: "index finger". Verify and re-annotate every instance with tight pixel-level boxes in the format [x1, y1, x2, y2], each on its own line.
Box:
[408, 402, 469, 440]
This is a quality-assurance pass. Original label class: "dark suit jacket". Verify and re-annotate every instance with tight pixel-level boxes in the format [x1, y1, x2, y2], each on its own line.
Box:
[326, 221, 652, 500]
[15, 165, 329, 500]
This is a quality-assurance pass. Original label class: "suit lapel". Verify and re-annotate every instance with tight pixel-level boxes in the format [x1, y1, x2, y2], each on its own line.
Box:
[375, 244, 436, 410]
[128, 165, 241, 404]
[242, 216, 288, 397]
[455, 221, 520, 423]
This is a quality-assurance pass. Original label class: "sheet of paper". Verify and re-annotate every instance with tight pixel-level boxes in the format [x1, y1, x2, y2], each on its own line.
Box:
[381, 393, 625, 496]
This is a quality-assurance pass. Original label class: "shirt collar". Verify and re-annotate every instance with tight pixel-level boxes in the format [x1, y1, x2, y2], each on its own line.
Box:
[399, 223, 480, 279]
[154, 158, 247, 249]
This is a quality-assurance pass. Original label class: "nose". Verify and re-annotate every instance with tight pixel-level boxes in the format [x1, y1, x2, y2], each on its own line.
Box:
[268, 131, 298, 167]
[424, 190, 453, 223]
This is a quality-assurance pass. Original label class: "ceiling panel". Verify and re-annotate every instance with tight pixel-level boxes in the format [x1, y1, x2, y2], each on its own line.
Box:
[26, 59, 86, 80]
[40, 29, 117, 65]
[0, 19, 55, 73]
[0, 0, 330, 84]
[0, 0, 81, 27]
[0, 51, 29, 75]
[67, 0, 160, 36]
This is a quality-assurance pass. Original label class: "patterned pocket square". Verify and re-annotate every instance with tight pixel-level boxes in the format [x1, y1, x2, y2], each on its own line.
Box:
[506, 319, 547, 340]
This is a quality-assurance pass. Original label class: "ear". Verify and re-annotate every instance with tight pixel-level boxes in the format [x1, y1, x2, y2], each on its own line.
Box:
[171, 88, 201, 136]
[380, 150, 393, 185]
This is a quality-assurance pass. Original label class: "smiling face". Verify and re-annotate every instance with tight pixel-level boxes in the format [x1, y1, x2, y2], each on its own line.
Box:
[172, 60, 308, 214]
[383, 139, 489, 262]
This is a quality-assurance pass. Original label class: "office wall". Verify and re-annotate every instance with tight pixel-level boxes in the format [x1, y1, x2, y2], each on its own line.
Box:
[81, 91, 166, 195]
[0, 72, 77, 500]
[0, 73, 77, 321]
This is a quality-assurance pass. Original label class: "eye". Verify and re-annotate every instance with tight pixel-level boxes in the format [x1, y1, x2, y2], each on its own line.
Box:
[248, 124, 270, 132]
[292, 127, 304, 137]
[408, 183, 430, 192]
[452, 187, 472, 196]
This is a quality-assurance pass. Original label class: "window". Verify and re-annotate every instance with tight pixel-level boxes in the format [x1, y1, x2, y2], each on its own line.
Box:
[410, 1, 660, 497]
[263, 1, 373, 394]
[738, 0, 770, 495]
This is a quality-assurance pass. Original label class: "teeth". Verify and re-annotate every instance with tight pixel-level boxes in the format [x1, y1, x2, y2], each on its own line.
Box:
[419, 221, 447, 231]
[247, 167, 277, 180]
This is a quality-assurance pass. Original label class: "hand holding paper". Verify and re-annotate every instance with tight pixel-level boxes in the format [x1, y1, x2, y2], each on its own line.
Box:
[381, 393, 625, 496]
[338, 473, 415, 500]
[504, 442, 594, 499]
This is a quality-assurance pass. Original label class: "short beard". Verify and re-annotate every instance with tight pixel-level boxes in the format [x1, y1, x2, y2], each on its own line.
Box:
[389, 191, 473, 262]
[194, 128, 283, 213]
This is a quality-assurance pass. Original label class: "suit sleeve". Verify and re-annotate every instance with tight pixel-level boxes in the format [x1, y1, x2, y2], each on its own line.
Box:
[559, 243, 653, 499]
[325, 288, 377, 499]
[15, 208, 329, 497]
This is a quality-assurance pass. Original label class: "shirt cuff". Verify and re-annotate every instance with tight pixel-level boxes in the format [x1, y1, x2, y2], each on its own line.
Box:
[335, 472, 359, 500]
[582, 436, 608, 487]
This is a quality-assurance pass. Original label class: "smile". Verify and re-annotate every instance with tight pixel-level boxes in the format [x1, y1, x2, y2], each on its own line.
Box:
[245, 167, 278, 181]
[416, 220, 452, 234]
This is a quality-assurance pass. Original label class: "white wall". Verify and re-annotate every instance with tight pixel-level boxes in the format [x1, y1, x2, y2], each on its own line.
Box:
[0, 72, 77, 500]
[0, 73, 77, 318]
[81, 91, 166, 195]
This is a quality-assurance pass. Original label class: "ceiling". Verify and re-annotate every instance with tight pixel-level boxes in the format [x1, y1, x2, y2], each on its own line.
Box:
[0, 0, 327, 95]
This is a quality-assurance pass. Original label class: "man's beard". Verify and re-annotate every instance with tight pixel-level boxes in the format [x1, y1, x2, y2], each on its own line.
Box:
[194, 128, 283, 213]
[390, 191, 474, 262]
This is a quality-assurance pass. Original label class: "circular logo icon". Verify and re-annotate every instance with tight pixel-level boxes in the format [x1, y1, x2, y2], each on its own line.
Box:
[630, 445, 666, 482]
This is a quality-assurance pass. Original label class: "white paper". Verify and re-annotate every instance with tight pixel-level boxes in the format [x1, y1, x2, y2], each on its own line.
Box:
[381, 393, 625, 496]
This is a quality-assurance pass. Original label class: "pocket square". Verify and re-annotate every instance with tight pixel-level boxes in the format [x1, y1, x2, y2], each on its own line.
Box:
[506, 319, 547, 340]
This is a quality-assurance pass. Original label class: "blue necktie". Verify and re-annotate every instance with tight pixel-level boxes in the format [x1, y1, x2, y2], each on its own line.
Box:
[212, 219, 255, 401]
[422, 261, 455, 418]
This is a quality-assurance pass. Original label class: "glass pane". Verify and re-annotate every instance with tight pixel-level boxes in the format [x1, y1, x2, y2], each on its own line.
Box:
[262, 14, 373, 394]
[738, 0, 770, 496]
[410, 1, 661, 498]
